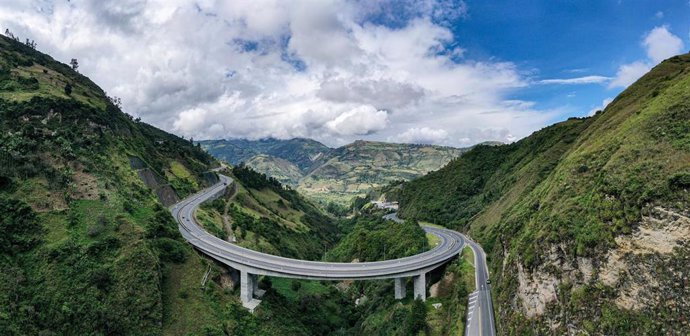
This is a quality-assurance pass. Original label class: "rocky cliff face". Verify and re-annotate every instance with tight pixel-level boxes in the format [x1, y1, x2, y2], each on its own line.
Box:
[508, 206, 690, 333]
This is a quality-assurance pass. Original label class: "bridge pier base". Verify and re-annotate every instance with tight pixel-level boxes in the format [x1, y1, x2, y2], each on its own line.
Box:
[413, 273, 426, 301]
[394, 277, 406, 299]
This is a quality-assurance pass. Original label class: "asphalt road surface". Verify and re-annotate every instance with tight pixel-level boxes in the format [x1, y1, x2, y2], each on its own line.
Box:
[171, 175, 465, 280]
[464, 237, 497, 336]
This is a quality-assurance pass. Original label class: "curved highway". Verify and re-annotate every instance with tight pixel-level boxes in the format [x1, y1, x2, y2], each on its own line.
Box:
[171, 174, 465, 281]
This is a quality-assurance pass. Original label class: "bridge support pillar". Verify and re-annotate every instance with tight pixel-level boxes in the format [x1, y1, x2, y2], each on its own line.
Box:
[251, 274, 259, 293]
[240, 271, 254, 304]
[394, 277, 406, 299]
[413, 273, 426, 301]
[240, 271, 262, 312]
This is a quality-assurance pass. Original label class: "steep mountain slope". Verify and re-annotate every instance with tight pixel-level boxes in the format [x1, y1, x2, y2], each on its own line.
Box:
[244, 154, 304, 186]
[0, 35, 342, 335]
[201, 138, 469, 205]
[197, 165, 338, 260]
[0, 35, 221, 334]
[396, 53, 690, 334]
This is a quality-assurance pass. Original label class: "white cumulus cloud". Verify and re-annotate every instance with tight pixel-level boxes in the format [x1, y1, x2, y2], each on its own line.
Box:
[391, 127, 449, 145]
[326, 106, 389, 136]
[609, 61, 651, 88]
[610, 26, 685, 89]
[643, 25, 685, 64]
[540, 75, 611, 85]
[0, 0, 554, 147]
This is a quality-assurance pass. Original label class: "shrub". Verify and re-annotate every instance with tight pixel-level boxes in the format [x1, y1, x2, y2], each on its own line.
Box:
[668, 171, 690, 190]
[291, 280, 302, 291]
[0, 196, 42, 254]
[154, 237, 188, 263]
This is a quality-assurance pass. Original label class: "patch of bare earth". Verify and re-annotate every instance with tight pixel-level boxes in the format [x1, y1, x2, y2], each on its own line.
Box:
[598, 206, 690, 310]
[430, 272, 455, 298]
[70, 170, 99, 200]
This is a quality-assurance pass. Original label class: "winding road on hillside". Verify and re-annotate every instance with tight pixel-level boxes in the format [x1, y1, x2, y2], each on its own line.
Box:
[171, 174, 495, 334]
[383, 213, 496, 336]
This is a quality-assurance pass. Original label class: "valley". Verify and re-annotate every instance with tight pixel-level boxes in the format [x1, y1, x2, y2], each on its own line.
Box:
[2, 2, 690, 334]
[200, 138, 471, 206]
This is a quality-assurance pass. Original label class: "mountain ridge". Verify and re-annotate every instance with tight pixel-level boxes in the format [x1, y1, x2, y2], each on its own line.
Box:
[200, 137, 476, 205]
[394, 52, 690, 333]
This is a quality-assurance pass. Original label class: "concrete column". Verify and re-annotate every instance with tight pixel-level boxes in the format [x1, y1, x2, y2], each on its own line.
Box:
[240, 271, 254, 304]
[413, 273, 426, 301]
[394, 277, 406, 300]
[251, 274, 259, 293]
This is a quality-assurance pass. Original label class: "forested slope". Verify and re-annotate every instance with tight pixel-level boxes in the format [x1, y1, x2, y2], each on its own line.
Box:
[397, 53, 690, 334]
[0, 34, 219, 334]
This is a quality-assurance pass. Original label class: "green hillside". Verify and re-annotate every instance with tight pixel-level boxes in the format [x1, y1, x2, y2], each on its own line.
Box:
[245, 154, 304, 186]
[0, 35, 348, 335]
[197, 164, 338, 260]
[0, 35, 221, 334]
[396, 53, 690, 334]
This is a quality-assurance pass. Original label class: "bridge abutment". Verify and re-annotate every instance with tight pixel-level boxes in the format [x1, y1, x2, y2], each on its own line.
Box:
[413, 273, 426, 301]
[394, 277, 406, 299]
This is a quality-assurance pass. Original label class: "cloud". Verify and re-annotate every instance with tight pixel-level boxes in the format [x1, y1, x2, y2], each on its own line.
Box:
[540, 75, 610, 85]
[588, 97, 614, 116]
[326, 106, 389, 135]
[390, 127, 448, 144]
[643, 25, 685, 64]
[317, 78, 425, 109]
[609, 26, 684, 89]
[609, 61, 650, 88]
[0, 0, 552, 147]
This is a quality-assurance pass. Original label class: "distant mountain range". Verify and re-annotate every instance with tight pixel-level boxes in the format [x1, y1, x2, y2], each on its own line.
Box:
[199, 138, 484, 204]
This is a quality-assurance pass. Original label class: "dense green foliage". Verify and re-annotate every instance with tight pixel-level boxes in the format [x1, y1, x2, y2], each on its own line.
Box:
[0, 35, 218, 335]
[327, 216, 429, 262]
[398, 53, 690, 332]
[0, 197, 43, 255]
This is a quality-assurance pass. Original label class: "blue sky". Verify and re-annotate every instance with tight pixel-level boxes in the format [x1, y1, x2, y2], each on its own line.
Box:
[452, 0, 689, 118]
[1, 0, 688, 147]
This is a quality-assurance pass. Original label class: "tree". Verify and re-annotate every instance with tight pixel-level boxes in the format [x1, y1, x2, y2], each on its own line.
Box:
[70, 58, 79, 71]
[406, 298, 428, 334]
[108, 95, 122, 109]
[4, 28, 19, 41]
[291, 280, 302, 291]
[24, 38, 36, 49]
[64, 83, 72, 96]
